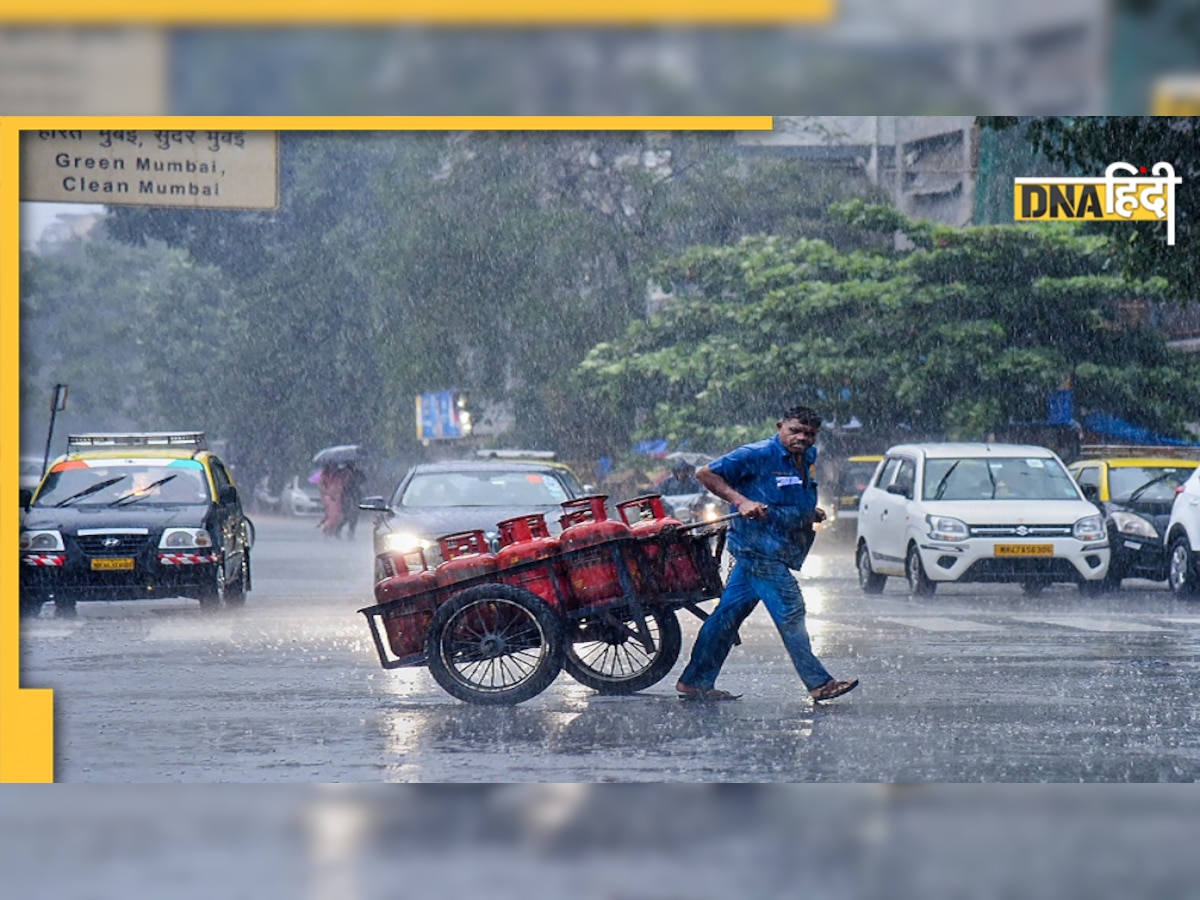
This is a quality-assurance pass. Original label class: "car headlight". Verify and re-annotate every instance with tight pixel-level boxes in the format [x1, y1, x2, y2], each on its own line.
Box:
[383, 531, 429, 555]
[1073, 515, 1106, 542]
[927, 515, 969, 542]
[159, 528, 213, 549]
[1109, 511, 1157, 540]
[20, 529, 64, 551]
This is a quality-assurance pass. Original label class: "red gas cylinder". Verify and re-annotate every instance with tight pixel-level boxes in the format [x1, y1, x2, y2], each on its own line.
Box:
[557, 495, 632, 610]
[376, 548, 438, 661]
[434, 530, 498, 588]
[495, 514, 566, 607]
[617, 494, 703, 593]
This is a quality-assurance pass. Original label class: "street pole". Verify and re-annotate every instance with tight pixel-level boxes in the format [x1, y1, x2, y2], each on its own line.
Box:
[41, 383, 68, 478]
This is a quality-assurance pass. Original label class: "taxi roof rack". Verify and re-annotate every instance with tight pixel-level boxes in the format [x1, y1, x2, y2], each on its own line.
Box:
[68, 431, 207, 450]
[475, 449, 557, 460]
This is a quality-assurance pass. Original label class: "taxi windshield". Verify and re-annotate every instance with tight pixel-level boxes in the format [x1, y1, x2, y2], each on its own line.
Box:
[1109, 465, 1194, 502]
[34, 463, 210, 507]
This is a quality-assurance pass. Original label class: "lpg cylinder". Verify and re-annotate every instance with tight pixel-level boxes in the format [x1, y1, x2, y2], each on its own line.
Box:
[617, 494, 703, 593]
[433, 530, 498, 588]
[495, 514, 565, 607]
[375, 548, 438, 660]
[557, 495, 632, 610]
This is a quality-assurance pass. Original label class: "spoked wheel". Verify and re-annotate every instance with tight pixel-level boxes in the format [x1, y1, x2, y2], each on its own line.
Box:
[425, 584, 564, 705]
[563, 607, 682, 694]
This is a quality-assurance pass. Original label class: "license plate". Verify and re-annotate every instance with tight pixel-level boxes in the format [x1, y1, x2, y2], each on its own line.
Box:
[91, 557, 134, 570]
[994, 544, 1053, 557]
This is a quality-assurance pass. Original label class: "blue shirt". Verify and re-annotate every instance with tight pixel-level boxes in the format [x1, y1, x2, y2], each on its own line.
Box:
[708, 434, 819, 569]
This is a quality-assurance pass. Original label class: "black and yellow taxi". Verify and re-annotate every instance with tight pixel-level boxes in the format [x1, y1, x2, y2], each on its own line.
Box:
[19, 432, 253, 617]
[1068, 455, 1200, 588]
[822, 454, 884, 542]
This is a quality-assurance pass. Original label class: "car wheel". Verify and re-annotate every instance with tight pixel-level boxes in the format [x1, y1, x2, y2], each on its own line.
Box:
[905, 543, 937, 596]
[224, 552, 249, 608]
[1167, 535, 1199, 596]
[856, 542, 887, 594]
[199, 560, 225, 611]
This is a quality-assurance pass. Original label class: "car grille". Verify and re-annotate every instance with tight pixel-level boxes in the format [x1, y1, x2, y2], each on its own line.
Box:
[968, 524, 1073, 538]
[75, 533, 152, 555]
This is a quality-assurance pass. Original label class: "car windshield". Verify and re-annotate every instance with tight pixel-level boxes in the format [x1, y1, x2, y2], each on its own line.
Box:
[1109, 465, 1195, 502]
[33, 462, 210, 507]
[922, 456, 1081, 501]
[400, 470, 572, 508]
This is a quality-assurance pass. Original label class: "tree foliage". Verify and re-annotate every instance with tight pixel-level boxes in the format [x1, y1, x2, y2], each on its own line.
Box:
[575, 201, 1199, 450]
[76, 132, 884, 471]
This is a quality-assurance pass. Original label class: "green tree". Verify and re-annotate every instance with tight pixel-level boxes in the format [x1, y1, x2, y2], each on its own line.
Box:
[575, 202, 1199, 451]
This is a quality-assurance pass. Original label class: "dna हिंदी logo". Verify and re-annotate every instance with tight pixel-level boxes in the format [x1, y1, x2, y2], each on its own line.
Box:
[1014, 162, 1182, 245]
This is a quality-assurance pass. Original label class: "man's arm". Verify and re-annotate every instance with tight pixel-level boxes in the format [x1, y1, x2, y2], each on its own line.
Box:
[696, 465, 767, 520]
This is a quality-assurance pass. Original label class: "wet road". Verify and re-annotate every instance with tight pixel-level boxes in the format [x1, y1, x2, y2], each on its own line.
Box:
[19, 516, 1200, 782]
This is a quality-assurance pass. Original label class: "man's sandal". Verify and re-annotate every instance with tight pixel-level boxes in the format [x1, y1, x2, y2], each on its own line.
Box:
[676, 682, 742, 701]
[809, 678, 859, 703]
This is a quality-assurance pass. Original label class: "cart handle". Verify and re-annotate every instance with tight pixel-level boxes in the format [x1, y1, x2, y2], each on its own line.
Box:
[673, 511, 741, 534]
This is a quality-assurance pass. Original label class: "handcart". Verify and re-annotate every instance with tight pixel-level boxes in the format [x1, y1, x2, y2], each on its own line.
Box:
[358, 505, 735, 705]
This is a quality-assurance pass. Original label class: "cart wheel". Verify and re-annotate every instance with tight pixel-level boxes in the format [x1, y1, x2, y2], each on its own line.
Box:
[563, 607, 682, 694]
[425, 584, 564, 705]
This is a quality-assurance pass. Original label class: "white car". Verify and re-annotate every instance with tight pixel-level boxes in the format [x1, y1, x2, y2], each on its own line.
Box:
[281, 475, 323, 517]
[855, 442, 1109, 596]
[1164, 466, 1200, 595]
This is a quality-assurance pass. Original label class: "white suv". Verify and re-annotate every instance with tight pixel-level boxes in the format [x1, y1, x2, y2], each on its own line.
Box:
[1164, 467, 1200, 595]
[855, 443, 1109, 596]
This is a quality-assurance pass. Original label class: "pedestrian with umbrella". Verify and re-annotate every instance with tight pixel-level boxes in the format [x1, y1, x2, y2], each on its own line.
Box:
[313, 445, 360, 539]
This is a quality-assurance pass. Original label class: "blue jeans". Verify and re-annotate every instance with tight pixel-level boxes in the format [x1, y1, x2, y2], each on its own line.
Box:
[679, 556, 833, 692]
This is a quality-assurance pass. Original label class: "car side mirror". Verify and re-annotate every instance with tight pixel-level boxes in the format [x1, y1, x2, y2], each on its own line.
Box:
[19, 488, 32, 508]
[219, 485, 239, 505]
[885, 483, 910, 498]
[1080, 484, 1099, 502]
[359, 495, 391, 514]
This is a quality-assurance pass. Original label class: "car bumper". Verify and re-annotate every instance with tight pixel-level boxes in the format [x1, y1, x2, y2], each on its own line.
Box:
[915, 538, 1109, 584]
[1109, 533, 1168, 579]
[20, 550, 219, 602]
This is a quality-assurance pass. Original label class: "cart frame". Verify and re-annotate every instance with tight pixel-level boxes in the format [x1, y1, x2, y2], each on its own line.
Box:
[358, 519, 731, 704]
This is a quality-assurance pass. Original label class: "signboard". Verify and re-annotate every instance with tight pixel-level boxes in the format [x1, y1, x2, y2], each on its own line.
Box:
[19, 129, 279, 209]
[416, 391, 471, 441]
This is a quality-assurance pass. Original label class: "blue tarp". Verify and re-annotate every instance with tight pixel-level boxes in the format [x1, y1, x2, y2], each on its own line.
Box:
[633, 439, 671, 458]
[1081, 412, 1200, 447]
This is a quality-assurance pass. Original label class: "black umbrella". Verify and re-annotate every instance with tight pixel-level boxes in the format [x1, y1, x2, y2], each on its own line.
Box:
[312, 444, 361, 467]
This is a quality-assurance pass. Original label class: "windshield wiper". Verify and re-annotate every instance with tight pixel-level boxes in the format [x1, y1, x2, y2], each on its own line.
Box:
[108, 474, 178, 507]
[52, 475, 127, 507]
[1126, 472, 1174, 505]
[932, 461, 960, 500]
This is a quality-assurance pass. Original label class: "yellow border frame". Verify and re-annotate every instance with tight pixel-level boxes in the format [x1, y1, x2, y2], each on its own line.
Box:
[2, 114, 772, 782]
[3, 2, 835, 25]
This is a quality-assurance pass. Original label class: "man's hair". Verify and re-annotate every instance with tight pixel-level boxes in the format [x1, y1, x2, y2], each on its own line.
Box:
[780, 405, 822, 427]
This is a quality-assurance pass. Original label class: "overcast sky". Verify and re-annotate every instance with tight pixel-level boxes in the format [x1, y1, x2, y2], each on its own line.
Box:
[19, 202, 106, 246]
